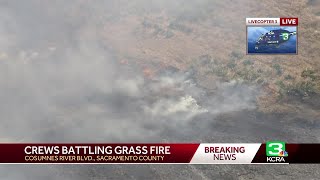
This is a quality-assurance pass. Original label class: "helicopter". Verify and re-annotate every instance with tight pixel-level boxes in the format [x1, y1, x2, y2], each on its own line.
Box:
[255, 29, 296, 50]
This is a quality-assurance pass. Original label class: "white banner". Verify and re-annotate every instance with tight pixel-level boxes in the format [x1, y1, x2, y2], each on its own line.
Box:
[246, 18, 280, 26]
[190, 143, 261, 164]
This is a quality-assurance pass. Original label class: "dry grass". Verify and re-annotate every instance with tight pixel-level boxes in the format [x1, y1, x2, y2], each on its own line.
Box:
[99, 0, 320, 113]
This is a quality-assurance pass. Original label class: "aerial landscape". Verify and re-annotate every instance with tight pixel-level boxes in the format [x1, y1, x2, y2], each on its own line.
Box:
[0, 0, 319, 179]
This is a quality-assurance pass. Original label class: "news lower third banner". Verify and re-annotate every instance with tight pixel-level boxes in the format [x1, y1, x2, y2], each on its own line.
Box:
[0, 142, 319, 164]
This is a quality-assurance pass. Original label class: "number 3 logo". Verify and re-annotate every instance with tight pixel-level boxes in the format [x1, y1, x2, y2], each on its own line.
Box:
[266, 141, 285, 156]
[282, 33, 289, 40]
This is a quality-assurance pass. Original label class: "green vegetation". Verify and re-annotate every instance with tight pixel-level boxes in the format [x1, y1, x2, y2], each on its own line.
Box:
[235, 68, 259, 82]
[256, 78, 265, 84]
[142, 19, 152, 28]
[212, 66, 228, 77]
[194, 55, 261, 83]
[276, 80, 286, 98]
[242, 59, 253, 66]
[153, 25, 166, 36]
[227, 60, 236, 69]
[301, 69, 317, 80]
[286, 81, 318, 97]
[276, 79, 319, 98]
[274, 69, 320, 99]
[193, 54, 320, 100]
[168, 22, 193, 34]
[230, 50, 244, 60]
[272, 64, 283, 75]
[199, 54, 214, 66]
[276, 80, 286, 89]
[284, 74, 294, 80]
[165, 30, 174, 38]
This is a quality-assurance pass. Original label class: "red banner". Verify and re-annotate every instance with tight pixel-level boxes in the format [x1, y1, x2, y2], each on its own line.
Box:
[280, 17, 298, 26]
[0, 144, 199, 163]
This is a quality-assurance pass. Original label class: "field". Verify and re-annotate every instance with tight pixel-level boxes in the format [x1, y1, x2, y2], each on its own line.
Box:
[0, 0, 319, 179]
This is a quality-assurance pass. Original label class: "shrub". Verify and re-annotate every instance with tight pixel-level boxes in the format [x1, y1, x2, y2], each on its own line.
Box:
[301, 69, 316, 80]
[165, 31, 174, 38]
[243, 60, 253, 66]
[272, 64, 283, 75]
[142, 19, 152, 28]
[276, 80, 285, 89]
[227, 60, 236, 69]
[168, 22, 193, 34]
[199, 54, 214, 65]
[236, 68, 259, 82]
[286, 81, 317, 97]
[256, 78, 265, 84]
[284, 74, 294, 80]
[230, 51, 244, 59]
[213, 66, 228, 77]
